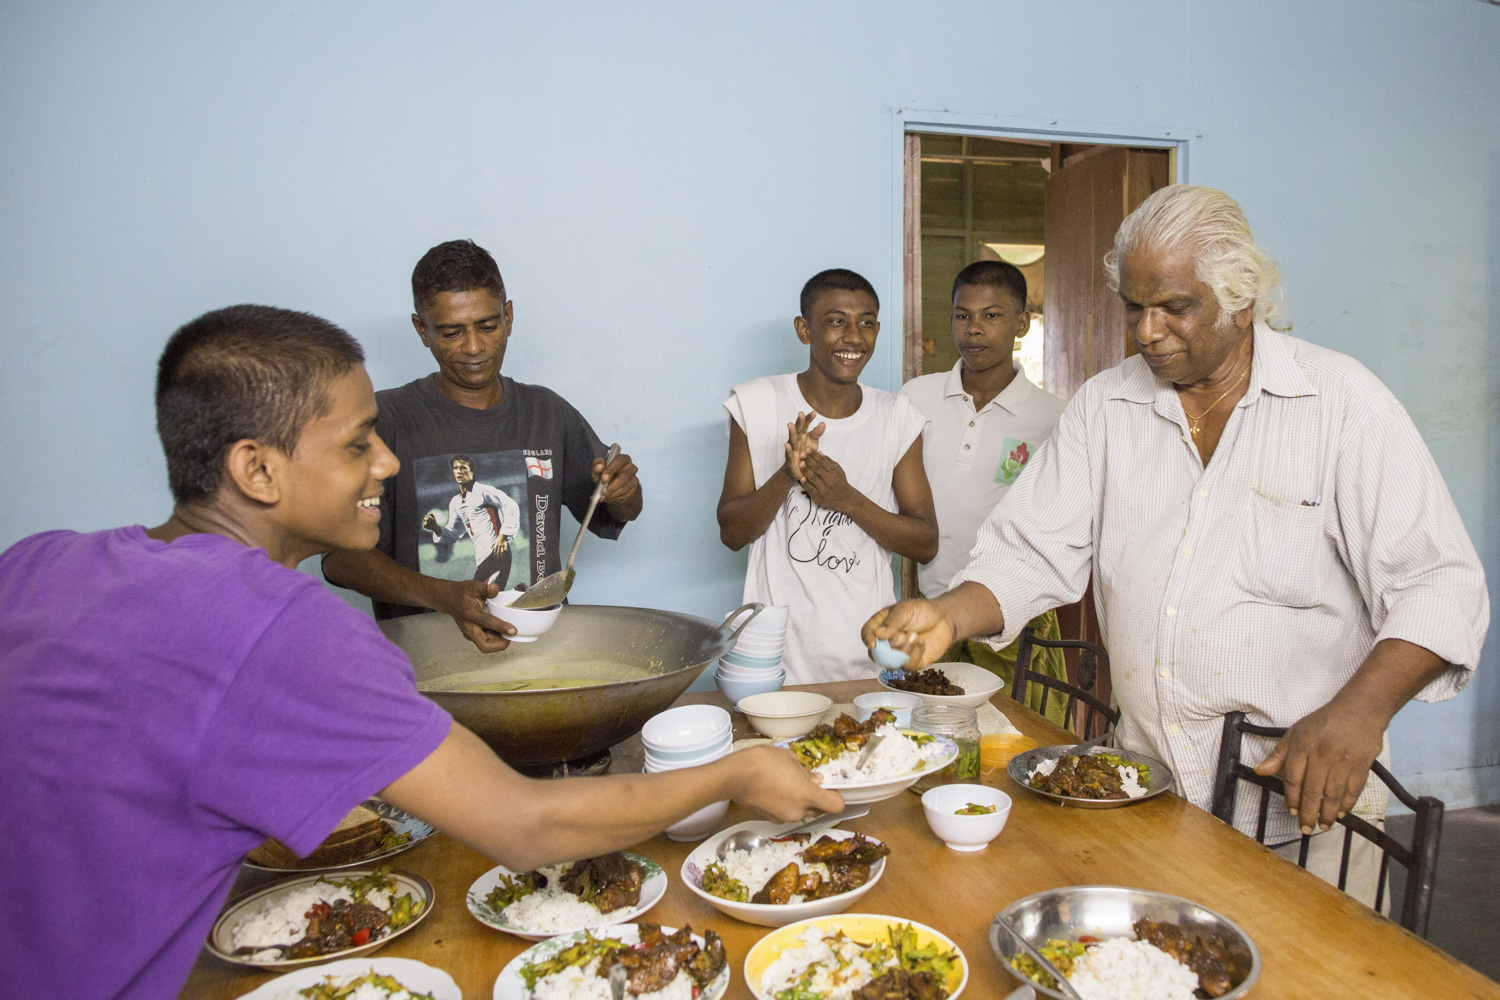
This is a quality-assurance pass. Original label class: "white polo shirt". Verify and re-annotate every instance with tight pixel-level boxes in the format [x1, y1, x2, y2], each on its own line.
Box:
[901, 361, 1066, 597]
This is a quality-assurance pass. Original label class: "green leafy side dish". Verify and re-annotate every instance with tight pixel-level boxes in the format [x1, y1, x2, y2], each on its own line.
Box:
[701, 862, 749, 902]
[1009, 938, 1089, 990]
[1095, 751, 1151, 783]
[519, 931, 630, 990]
[297, 971, 436, 1000]
[484, 871, 541, 912]
[955, 802, 997, 815]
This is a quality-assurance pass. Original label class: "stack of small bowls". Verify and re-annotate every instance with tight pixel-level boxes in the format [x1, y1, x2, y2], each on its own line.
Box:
[715, 604, 789, 705]
[641, 705, 732, 840]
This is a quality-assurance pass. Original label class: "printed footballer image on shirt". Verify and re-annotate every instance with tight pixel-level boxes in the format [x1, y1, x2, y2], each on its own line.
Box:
[415, 451, 536, 590]
[995, 436, 1033, 486]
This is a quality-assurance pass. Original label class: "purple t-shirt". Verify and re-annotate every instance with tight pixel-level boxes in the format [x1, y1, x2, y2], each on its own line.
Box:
[0, 527, 453, 999]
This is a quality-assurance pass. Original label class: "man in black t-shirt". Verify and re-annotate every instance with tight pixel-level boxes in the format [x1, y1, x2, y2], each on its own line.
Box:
[323, 240, 642, 651]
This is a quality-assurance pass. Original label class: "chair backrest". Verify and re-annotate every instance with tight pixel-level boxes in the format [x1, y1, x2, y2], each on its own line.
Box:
[1011, 626, 1120, 739]
[1209, 711, 1444, 937]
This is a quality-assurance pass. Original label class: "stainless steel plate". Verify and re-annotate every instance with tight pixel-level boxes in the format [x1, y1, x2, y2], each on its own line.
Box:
[241, 799, 435, 874]
[990, 885, 1261, 999]
[1007, 745, 1174, 809]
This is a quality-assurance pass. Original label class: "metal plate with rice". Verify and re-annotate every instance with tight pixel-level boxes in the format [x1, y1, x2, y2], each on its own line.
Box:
[1007, 744, 1175, 809]
[990, 885, 1261, 999]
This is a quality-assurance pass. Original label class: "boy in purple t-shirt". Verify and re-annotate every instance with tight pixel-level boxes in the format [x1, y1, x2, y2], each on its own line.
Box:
[0, 306, 841, 999]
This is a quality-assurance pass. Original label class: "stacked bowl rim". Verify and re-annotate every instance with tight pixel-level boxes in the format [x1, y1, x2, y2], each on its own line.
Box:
[642, 704, 732, 755]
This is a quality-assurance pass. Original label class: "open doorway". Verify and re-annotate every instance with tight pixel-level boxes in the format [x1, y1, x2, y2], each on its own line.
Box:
[899, 130, 1176, 709]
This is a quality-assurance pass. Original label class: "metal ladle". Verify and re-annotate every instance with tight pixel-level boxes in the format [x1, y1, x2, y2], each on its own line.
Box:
[510, 443, 619, 609]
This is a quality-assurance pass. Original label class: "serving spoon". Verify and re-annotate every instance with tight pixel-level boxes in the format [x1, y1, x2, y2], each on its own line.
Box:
[715, 803, 871, 859]
[994, 914, 1085, 1000]
[510, 443, 619, 609]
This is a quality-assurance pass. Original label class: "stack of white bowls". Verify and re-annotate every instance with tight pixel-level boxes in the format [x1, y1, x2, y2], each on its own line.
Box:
[715, 604, 789, 705]
[642, 705, 732, 840]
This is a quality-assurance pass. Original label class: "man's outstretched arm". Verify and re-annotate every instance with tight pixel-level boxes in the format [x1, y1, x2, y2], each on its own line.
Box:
[322, 548, 515, 652]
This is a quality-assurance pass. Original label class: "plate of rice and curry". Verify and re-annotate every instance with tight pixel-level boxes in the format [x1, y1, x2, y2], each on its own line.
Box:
[1007, 744, 1175, 809]
[467, 851, 667, 940]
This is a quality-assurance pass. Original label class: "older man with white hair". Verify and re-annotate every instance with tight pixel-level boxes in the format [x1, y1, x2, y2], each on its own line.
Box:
[865, 184, 1488, 904]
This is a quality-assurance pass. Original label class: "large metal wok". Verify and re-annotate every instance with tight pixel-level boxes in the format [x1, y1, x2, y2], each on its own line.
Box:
[380, 603, 759, 767]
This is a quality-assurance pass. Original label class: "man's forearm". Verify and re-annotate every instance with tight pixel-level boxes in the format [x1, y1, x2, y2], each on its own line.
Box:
[1331, 638, 1448, 726]
[842, 493, 938, 563]
[937, 581, 1008, 643]
[322, 548, 446, 610]
[718, 469, 797, 550]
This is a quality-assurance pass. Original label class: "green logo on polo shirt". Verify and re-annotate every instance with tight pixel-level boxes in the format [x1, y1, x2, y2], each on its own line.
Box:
[995, 437, 1032, 485]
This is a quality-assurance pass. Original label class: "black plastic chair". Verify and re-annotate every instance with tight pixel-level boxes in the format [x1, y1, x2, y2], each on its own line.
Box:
[1010, 626, 1119, 739]
[1209, 711, 1444, 937]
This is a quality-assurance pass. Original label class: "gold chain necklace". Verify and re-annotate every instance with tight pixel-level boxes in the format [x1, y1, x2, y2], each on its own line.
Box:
[1180, 364, 1250, 437]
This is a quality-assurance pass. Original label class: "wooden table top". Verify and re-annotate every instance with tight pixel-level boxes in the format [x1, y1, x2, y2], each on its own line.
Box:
[179, 680, 1499, 999]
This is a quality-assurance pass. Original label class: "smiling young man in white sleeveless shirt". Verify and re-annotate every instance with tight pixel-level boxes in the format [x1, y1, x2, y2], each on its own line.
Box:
[718, 269, 937, 683]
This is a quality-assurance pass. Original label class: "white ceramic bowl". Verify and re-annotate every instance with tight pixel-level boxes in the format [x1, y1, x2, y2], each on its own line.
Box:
[681, 822, 888, 927]
[737, 691, 833, 739]
[732, 637, 788, 656]
[852, 691, 923, 729]
[715, 668, 785, 705]
[741, 604, 790, 631]
[664, 798, 730, 841]
[878, 662, 1006, 709]
[722, 649, 785, 668]
[920, 784, 1012, 851]
[484, 588, 563, 643]
[643, 731, 732, 765]
[715, 659, 783, 680]
[642, 704, 732, 754]
[644, 741, 732, 771]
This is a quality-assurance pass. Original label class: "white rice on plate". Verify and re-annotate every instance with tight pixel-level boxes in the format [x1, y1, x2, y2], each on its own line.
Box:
[760, 926, 884, 999]
[231, 882, 397, 959]
[530, 958, 694, 1000]
[500, 865, 615, 932]
[715, 839, 841, 903]
[813, 723, 947, 783]
[1067, 937, 1198, 1000]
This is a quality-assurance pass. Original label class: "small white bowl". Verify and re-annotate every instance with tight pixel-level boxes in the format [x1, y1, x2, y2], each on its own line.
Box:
[643, 704, 732, 753]
[732, 637, 788, 656]
[716, 660, 782, 679]
[920, 784, 1012, 851]
[664, 798, 730, 841]
[715, 668, 785, 705]
[737, 691, 833, 739]
[878, 662, 1005, 709]
[484, 588, 562, 643]
[644, 741, 732, 771]
[741, 604, 790, 631]
[853, 691, 923, 729]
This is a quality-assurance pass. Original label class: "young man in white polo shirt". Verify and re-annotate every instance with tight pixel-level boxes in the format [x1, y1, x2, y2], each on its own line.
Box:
[900, 260, 1070, 722]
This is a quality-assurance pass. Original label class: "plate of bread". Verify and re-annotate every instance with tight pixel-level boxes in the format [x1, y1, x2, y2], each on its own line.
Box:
[243, 799, 434, 873]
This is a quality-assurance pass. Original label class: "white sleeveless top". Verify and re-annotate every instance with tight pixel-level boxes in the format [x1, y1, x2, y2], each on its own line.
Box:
[724, 374, 927, 683]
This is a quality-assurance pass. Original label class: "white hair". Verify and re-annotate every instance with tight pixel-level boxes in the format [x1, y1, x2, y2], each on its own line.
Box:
[1102, 185, 1289, 330]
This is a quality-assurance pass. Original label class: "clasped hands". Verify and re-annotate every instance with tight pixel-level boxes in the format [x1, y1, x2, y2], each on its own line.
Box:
[783, 411, 858, 512]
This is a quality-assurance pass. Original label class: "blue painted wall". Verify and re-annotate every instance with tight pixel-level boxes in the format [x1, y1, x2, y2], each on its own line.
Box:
[3, 1, 1497, 807]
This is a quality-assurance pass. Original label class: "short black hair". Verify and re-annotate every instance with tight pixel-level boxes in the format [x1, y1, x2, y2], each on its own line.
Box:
[155, 305, 366, 505]
[799, 268, 879, 319]
[451, 454, 474, 467]
[951, 260, 1027, 310]
[412, 239, 506, 314]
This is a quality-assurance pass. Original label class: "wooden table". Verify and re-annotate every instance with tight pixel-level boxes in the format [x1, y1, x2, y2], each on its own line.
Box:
[180, 681, 1500, 999]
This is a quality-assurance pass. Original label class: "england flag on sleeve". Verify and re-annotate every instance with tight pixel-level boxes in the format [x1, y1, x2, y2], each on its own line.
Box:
[525, 455, 554, 479]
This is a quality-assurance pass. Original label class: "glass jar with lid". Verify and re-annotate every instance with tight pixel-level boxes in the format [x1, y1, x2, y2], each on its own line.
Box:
[910, 703, 981, 792]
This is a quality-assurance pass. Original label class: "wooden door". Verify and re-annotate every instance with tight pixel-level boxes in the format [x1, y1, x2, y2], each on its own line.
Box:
[1041, 144, 1170, 713]
[1042, 145, 1170, 397]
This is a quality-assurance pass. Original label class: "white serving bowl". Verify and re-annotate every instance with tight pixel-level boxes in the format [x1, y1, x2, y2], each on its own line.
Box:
[920, 784, 1012, 851]
[681, 822, 888, 927]
[484, 588, 562, 643]
[642, 704, 732, 754]
[877, 662, 1006, 709]
[664, 797, 730, 841]
[737, 691, 833, 739]
[715, 668, 785, 705]
[852, 691, 923, 729]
